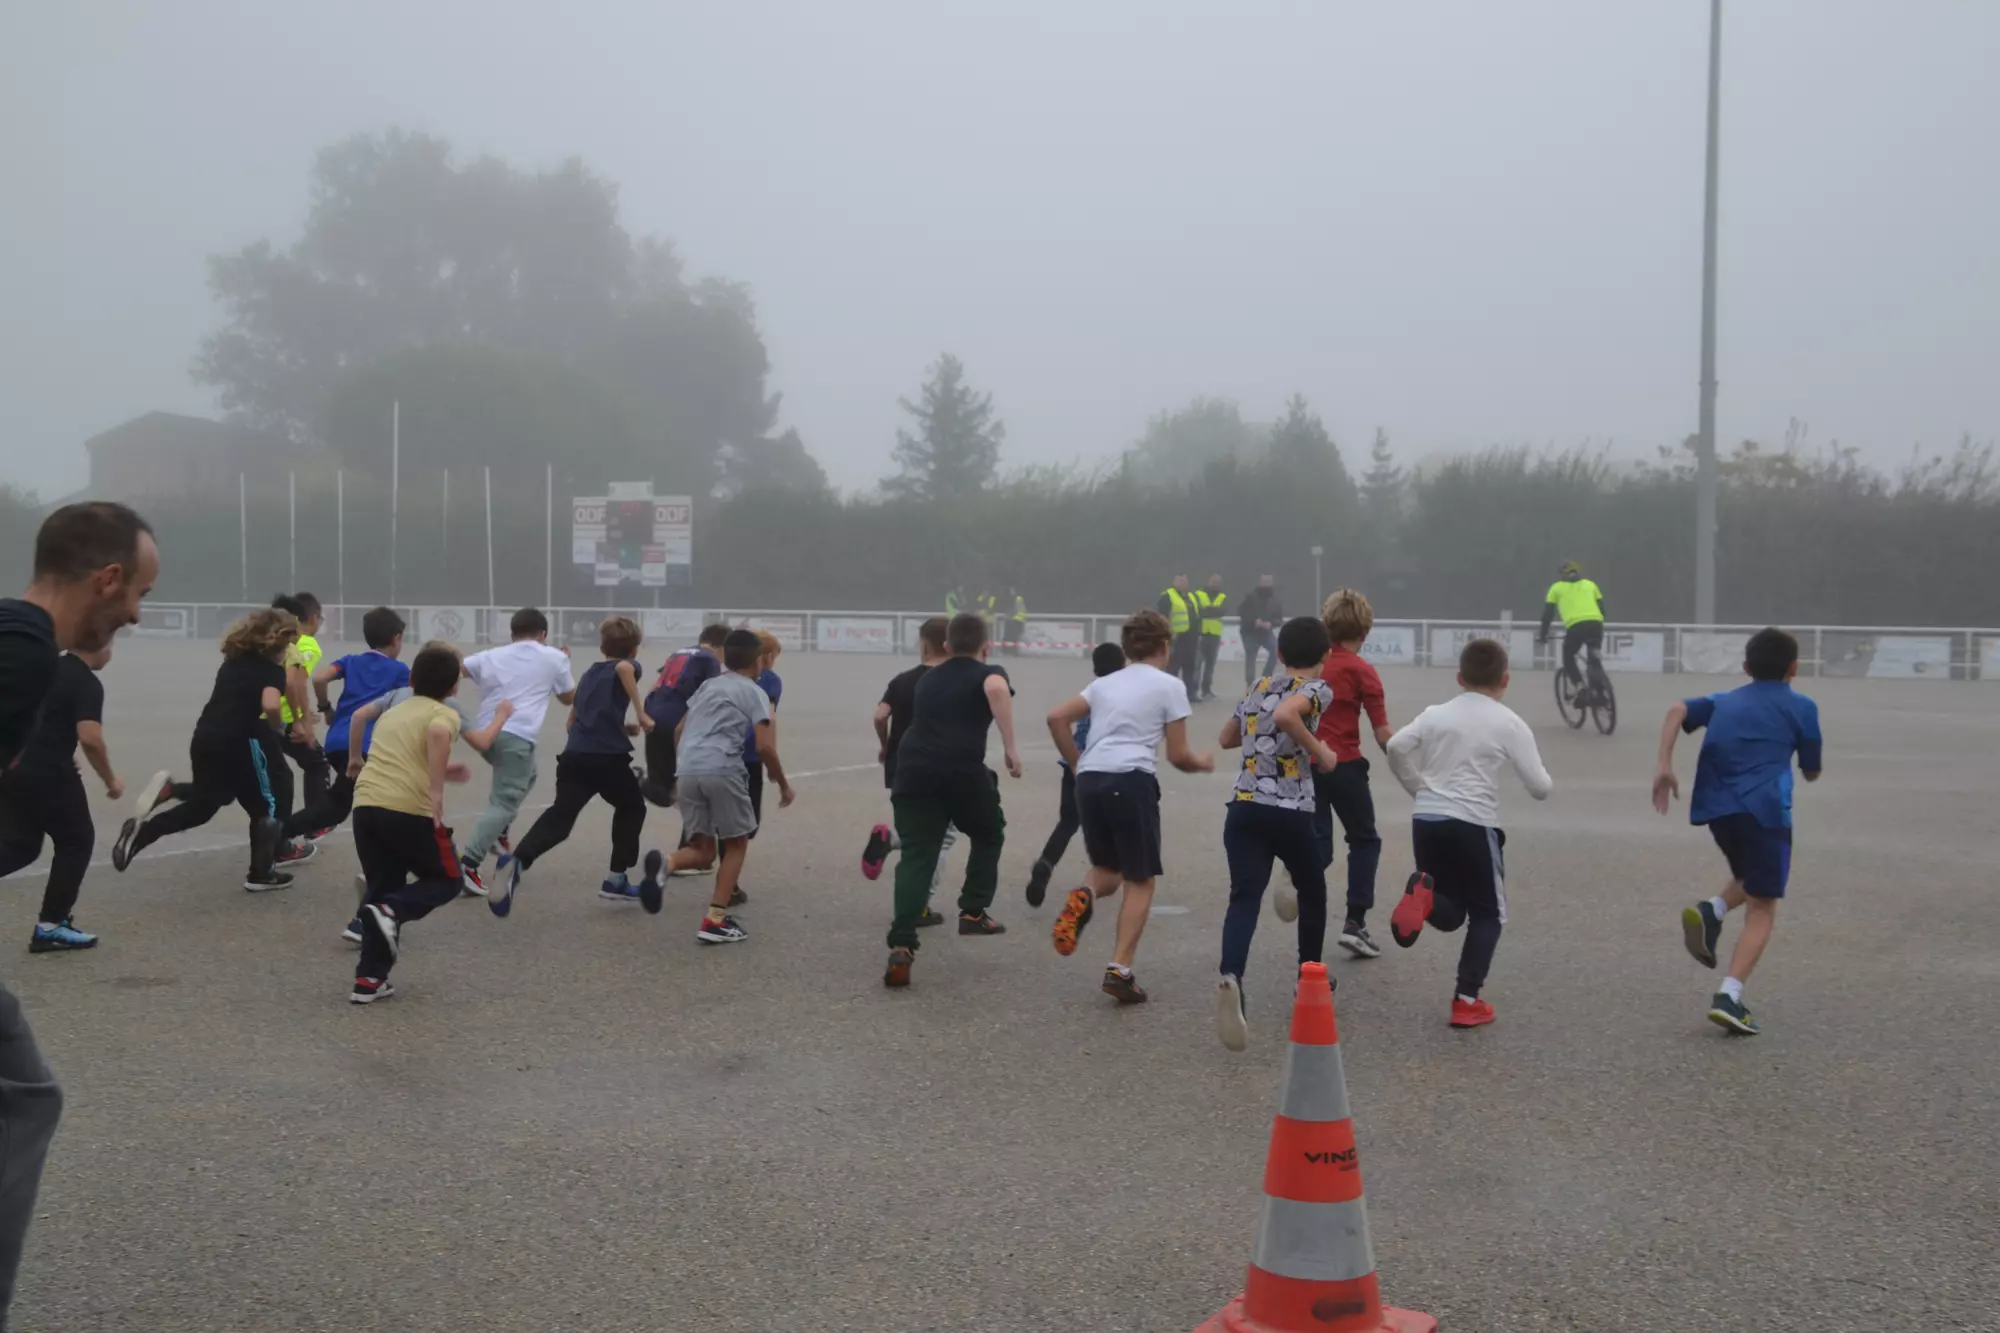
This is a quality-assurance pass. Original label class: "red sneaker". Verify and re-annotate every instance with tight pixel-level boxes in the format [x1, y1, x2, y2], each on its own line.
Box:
[1389, 872, 1434, 948]
[1449, 997, 1497, 1028]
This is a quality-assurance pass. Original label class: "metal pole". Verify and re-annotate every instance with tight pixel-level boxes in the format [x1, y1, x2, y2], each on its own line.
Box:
[238, 472, 248, 602]
[390, 400, 401, 607]
[441, 467, 450, 571]
[288, 470, 296, 592]
[545, 463, 554, 608]
[484, 465, 495, 610]
[1310, 544, 1324, 612]
[337, 469, 345, 625]
[1694, 0, 1722, 625]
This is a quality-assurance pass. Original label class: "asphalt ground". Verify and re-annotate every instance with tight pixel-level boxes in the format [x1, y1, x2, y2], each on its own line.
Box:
[4, 642, 1997, 1332]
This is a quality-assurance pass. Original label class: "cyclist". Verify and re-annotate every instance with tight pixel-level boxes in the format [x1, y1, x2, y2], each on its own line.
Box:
[1539, 561, 1606, 701]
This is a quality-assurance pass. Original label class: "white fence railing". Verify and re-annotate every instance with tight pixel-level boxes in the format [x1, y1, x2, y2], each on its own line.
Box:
[126, 603, 2000, 682]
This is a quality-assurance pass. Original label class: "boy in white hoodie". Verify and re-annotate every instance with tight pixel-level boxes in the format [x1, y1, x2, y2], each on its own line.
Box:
[1384, 638, 1552, 1029]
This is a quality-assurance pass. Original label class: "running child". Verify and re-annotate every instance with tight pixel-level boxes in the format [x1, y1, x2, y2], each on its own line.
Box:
[861, 616, 951, 928]
[349, 642, 512, 1004]
[0, 644, 120, 951]
[1313, 588, 1395, 959]
[1023, 641, 1126, 907]
[879, 612, 1021, 988]
[1653, 627, 1822, 1036]
[640, 622, 731, 808]
[1213, 615, 1339, 1050]
[1045, 609, 1213, 1005]
[311, 607, 410, 832]
[456, 607, 575, 895]
[491, 616, 654, 913]
[113, 607, 301, 890]
[727, 629, 785, 905]
[637, 628, 794, 944]
[264, 592, 328, 860]
[1383, 638, 1552, 1029]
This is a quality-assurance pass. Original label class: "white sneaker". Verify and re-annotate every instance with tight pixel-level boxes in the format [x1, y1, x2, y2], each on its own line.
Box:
[1273, 884, 1300, 923]
[1215, 975, 1249, 1051]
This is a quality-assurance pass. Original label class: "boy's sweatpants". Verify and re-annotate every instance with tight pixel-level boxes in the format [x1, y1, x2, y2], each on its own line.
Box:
[1312, 760, 1382, 924]
[0, 768, 94, 925]
[1411, 815, 1506, 999]
[463, 732, 536, 865]
[887, 772, 1003, 951]
[1220, 800, 1327, 981]
[354, 805, 464, 982]
[514, 752, 645, 874]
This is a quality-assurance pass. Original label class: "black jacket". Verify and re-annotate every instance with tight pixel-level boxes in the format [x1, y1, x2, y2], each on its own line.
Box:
[1237, 587, 1282, 633]
[0, 598, 59, 770]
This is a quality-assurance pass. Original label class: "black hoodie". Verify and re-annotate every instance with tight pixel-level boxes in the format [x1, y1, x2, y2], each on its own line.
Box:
[0, 598, 59, 770]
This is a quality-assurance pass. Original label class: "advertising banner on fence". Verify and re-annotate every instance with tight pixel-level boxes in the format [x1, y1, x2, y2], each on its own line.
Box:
[1981, 636, 2000, 681]
[817, 617, 897, 654]
[418, 606, 477, 646]
[1428, 626, 1536, 669]
[1679, 631, 1748, 674]
[1822, 632, 1951, 679]
[642, 609, 705, 646]
[739, 615, 805, 653]
[1359, 626, 1418, 667]
[1018, 620, 1090, 658]
[1599, 629, 1666, 674]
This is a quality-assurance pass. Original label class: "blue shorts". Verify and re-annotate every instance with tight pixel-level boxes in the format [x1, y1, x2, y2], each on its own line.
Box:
[1705, 813, 1792, 899]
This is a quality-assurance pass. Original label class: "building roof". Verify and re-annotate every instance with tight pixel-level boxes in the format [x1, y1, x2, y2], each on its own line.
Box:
[83, 410, 304, 459]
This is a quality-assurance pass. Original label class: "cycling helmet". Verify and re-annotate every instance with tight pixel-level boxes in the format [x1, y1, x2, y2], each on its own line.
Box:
[1558, 560, 1582, 578]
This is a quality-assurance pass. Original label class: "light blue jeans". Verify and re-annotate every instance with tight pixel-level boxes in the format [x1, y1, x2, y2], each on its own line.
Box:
[464, 732, 537, 865]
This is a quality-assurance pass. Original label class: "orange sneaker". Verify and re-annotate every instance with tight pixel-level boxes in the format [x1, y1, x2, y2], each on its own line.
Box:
[1449, 997, 1497, 1028]
[1051, 888, 1094, 957]
[883, 947, 914, 988]
[1390, 872, 1435, 948]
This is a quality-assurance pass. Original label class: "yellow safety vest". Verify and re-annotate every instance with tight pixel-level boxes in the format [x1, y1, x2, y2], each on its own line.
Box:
[280, 634, 322, 726]
[1194, 590, 1227, 636]
[977, 593, 998, 622]
[1161, 588, 1193, 634]
[1011, 595, 1026, 622]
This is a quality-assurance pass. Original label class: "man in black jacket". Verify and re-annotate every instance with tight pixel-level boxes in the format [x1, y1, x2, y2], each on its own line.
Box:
[1236, 574, 1281, 688]
[0, 502, 156, 1325]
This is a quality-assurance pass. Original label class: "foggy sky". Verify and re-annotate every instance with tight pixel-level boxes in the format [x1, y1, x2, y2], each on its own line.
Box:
[3, 1, 1995, 501]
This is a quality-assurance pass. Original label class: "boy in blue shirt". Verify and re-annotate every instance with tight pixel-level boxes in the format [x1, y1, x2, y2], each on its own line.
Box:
[1652, 627, 1823, 1036]
[310, 607, 409, 834]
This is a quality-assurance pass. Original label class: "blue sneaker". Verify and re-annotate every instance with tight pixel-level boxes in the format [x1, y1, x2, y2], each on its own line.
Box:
[30, 918, 98, 953]
[489, 854, 521, 919]
[639, 850, 665, 915]
[599, 873, 640, 903]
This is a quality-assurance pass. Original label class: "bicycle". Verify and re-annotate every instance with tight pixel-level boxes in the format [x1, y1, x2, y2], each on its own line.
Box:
[1547, 629, 1617, 735]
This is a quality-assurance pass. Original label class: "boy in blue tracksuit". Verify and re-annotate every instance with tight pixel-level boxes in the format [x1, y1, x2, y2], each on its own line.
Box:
[1653, 627, 1823, 1036]
[1023, 642, 1125, 907]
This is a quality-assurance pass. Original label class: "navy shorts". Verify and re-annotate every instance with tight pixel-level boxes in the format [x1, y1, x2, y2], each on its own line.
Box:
[1075, 769, 1164, 881]
[1706, 813, 1792, 899]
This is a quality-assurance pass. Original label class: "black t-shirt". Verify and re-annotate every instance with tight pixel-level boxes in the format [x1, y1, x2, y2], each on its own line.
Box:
[879, 663, 930, 789]
[890, 656, 1012, 795]
[0, 598, 59, 770]
[14, 654, 103, 774]
[195, 653, 286, 743]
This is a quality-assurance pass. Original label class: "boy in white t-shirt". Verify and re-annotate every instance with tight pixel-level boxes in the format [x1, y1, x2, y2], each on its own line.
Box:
[1383, 638, 1552, 1029]
[1045, 609, 1214, 1005]
[455, 607, 576, 894]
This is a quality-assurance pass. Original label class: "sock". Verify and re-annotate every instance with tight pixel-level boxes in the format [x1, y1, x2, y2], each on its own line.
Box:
[607, 870, 629, 888]
[1707, 895, 1729, 919]
[706, 905, 727, 923]
[1457, 993, 1479, 1005]
[1107, 962, 1132, 978]
[1720, 976, 1745, 1003]
[888, 831, 902, 851]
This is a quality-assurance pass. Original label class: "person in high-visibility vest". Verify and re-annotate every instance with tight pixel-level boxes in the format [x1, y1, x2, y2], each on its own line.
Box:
[1155, 574, 1200, 695]
[1190, 573, 1228, 702]
[269, 591, 331, 850]
[944, 586, 964, 618]
[976, 587, 999, 638]
[1007, 587, 1028, 657]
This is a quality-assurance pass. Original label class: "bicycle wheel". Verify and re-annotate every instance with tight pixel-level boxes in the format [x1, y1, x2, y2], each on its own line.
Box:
[1590, 668, 1618, 735]
[1553, 665, 1585, 729]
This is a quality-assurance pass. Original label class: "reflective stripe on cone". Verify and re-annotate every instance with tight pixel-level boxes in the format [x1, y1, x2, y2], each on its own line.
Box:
[1191, 963, 1435, 1333]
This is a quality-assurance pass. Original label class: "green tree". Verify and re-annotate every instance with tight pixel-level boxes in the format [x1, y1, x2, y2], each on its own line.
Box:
[884, 354, 1005, 502]
[1359, 428, 1406, 514]
[1266, 393, 1356, 505]
[1123, 396, 1259, 487]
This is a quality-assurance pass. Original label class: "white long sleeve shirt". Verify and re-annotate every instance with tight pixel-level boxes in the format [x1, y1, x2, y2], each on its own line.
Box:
[1386, 690, 1553, 827]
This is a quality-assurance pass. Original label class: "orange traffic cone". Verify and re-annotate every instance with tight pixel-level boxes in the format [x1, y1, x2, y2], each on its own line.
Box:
[1194, 963, 1436, 1333]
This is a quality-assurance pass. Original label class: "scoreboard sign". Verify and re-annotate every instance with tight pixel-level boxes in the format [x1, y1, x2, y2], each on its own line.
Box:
[572, 490, 693, 587]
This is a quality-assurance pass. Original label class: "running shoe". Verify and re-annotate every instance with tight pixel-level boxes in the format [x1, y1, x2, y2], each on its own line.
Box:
[363, 903, 400, 961]
[110, 817, 144, 872]
[275, 840, 316, 867]
[1052, 888, 1094, 956]
[497, 831, 512, 856]
[696, 914, 748, 945]
[861, 824, 893, 880]
[1273, 882, 1300, 923]
[883, 947, 914, 988]
[341, 916, 364, 945]
[30, 918, 98, 953]
[639, 849, 665, 915]
[350, 977, 396, 1005]
[917, 908, 945, 928]
[728, 885, 748, 907]
[599, 875, 640, 903]
[958, 912, 1006, 936]
[490, 854, 521, 918]
[243, 870, 296, 893]
[1215, 975, 1248, 1050]
[458, 859, 488, 897]
[1707, 992, 1760, 1035]
[300, 826, 335, 843]
[1682, 901, 1723, 969]
[1449, 997, 1497, 1029]
[131, 770, 176, 820]
[1337, 922, 1382, 959]
[1025, 858, 1053, 908]
[1389, 872, 1435, 948]
[1101, 967, 1148, 1005]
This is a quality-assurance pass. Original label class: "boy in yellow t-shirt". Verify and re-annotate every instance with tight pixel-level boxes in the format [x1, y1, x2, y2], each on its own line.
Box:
[347, 643, 510, 1004]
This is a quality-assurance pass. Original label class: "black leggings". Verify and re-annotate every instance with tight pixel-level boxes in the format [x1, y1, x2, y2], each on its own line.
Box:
[0, 769, 94, 924]
[1038, 767, 1080, 868]
[1561, 621, 1605, 685]
[272, 734, 331, 838]
[137, 733, 278, 870]
[514, 751, 646, 874]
